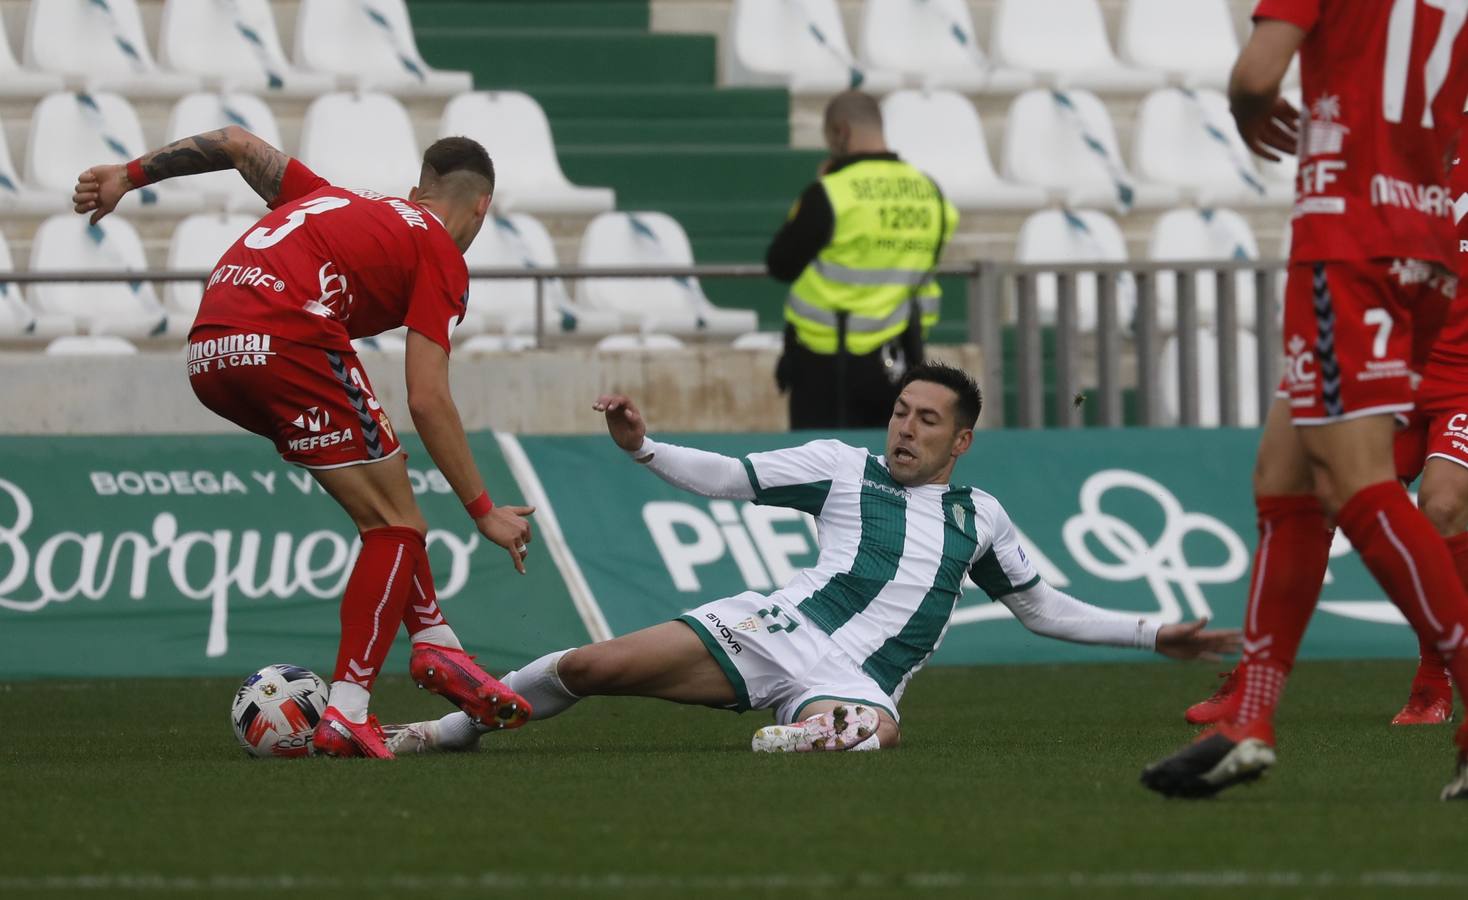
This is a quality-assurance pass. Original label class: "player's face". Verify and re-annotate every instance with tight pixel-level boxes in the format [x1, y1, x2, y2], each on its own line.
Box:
[886, 381, 970, 486]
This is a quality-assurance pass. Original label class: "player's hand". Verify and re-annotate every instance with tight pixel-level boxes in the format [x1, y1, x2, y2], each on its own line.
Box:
[73, 164, 130, 225]
[1154, 619, 1242, 662]
[1233, 94, 1298, 162]
[593, 394, 647, 453]
[476, 505, 534, 575]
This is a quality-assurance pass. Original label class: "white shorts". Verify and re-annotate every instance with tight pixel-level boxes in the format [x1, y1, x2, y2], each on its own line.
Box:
[677, 591, 899, 724]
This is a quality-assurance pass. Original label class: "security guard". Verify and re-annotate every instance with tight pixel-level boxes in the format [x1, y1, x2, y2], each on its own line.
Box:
[767, 90, 958, 430]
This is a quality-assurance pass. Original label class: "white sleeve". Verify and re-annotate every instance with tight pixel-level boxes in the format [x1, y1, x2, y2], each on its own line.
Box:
[967, 499, 1041, 600]
[741, 439, 847, 516]
[998, 580, 1160, 650]
[626, 437, 755, 500]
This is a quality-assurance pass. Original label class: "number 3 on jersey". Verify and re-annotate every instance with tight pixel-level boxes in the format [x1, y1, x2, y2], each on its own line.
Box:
[244, 196, 352, 249]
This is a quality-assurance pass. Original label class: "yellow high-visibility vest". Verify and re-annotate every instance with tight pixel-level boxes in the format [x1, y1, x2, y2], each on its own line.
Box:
[786, 159, 958, 356]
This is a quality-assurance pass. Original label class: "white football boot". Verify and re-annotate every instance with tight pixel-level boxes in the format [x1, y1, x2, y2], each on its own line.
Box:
[381, 720, 443, 755]
[752, 704, 879, 753]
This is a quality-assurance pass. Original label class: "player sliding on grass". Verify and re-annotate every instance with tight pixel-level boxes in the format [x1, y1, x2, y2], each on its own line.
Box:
[72, 127, 535, 759]
[386, 363, 1241, 755]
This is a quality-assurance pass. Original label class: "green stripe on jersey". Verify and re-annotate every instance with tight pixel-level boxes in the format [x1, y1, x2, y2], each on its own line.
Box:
[862, 488, 979, 695]
[970, 548, 1041, 599]
[798, 457, 907, 633]
[741, 457, 832, 516]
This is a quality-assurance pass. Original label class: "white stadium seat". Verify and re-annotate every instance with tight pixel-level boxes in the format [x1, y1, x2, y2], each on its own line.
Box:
[0, 232, 74, 341]
[991, 0, 1165, 92]
[1148, 207, 1260, 332]
[0, 110, 67, 216]
[23, 0, 202, 98]
[724, 0, 901, 94]
[465, 213, 621, 337]
[1160, 329, 1261, 427]
[731, 331, 784, 351]
[27, 92, 204, 217]
[0, 11, 64, 98]
[46, 335, 140, 355]
[299, 92, 419, 197]
[28, 214, 184, 339]
[1002, 89, 1179, 211]
[859, 0, 1034, 93]
[1119, 0, 1240, 90]
[1132, 88, 1287, 208]
[459, 334, 538, 353]
[881, 90, 1047, 211]
[166, 93, 284, 213]
[352, 330, 408, 354]
[440, 92, 614, 215]
[595, 333, 686, 353]
[294, 0, 472, 96]
[158, 0, 337, 96]
[165, 213, 257, 315]
[1014, 209, 1136, 333]
[578, 212, 758, 337]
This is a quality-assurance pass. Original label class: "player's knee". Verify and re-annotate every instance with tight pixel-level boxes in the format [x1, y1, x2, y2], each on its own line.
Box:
[556, 645, 627, 696]
[1419, 490, 1468, 537]
[876, 720, 901, 749]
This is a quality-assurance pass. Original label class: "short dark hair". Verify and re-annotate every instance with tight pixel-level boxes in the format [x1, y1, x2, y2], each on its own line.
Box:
[898, 362, 982, 430]
[422, 136, 495, 194]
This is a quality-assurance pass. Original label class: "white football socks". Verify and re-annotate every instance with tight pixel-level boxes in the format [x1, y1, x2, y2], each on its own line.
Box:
[432, 648, 581, 750]
[328, 681, 370, 724]
[409, 625, 462, 650]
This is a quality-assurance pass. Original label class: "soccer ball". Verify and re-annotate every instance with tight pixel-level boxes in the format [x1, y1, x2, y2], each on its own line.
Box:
[230, 664, 329, 758]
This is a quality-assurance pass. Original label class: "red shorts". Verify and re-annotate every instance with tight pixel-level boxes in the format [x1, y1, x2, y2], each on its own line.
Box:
[1281, 259, 1453, 425]
[187, 326, 401, 469]
[1399, 363, 1468, 481]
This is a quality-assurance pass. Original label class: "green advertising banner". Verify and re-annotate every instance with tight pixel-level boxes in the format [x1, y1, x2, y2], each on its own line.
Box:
[514, 428, 1421, 667]
[0, 428, 1425, 680]
[0, 434, 589, 680]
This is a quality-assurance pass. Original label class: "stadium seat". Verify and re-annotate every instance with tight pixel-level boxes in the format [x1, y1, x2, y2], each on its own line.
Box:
[724, 0, 901, 94]
[1119, 0, 1239, 90]
[881, 90, 1047, 210]
[28, 214, 182, 339]
[859, 0, 1034, 93]
[0, 111, 67, 216]
[0, 11, 63, 98]
[578, 212, 758, 337]
[45, 335, 140, 355]
[158, 0, 337, 96]
[595, 333, 686, 353]
[1014, 208, 1136, 333]
[465, 214, 621, 337]
[299, 92, 419, 197]
[23, 0, 202, 97]
[731, 331, 784, 351]
[1132, 88, 1286, 207]
[991, 0, 1166, 92]
[1148, 207, 1260, 332]
[459, 334, 538, 353]
[166, 93, 284, 212]
[1160, 328, 1261, 427]
[439, 92, 614, 215]
[294, 0, 473, 96]
[164, 213, 257, 315]
[352, 331, 408, 354]
[1002, 89, 1180, 211]
[26, 92, 205, 217]
[0, 232, 74, 341]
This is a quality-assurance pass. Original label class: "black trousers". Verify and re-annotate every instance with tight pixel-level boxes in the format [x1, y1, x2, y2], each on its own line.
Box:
[777, 333, 901, 430]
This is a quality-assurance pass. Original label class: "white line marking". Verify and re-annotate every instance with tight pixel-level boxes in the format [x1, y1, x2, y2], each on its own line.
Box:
[6, 871, 1468, 893]
[495, 433, 613, 643]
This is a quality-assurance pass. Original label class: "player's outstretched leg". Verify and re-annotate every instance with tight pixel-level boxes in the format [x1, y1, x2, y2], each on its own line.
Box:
[752, 704, 884, 753]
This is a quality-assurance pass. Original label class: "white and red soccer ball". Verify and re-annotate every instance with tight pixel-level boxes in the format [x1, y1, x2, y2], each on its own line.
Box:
[230, 664, 329, 758]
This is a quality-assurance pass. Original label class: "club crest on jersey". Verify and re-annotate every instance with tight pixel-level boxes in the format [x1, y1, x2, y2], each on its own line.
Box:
[952, 503, 966, 531]
[291, 407, 329, 433]
[303, 261, 354, 322]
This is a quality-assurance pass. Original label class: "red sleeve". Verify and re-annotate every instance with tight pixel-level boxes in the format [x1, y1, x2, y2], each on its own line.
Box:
[267, 158, 331, 210]
[1252, 0, 1318, 31]
[403, 237, 468, 355]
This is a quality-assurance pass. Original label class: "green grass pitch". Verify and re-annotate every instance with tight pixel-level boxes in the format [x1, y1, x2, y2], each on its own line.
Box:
[2, 659, 1466, 900]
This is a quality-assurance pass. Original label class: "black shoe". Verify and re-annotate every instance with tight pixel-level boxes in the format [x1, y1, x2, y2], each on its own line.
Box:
[1141, 722, 1276, 799]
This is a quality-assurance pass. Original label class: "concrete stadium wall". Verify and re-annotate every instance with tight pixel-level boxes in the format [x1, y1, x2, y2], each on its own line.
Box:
[0, 344, 988, 435]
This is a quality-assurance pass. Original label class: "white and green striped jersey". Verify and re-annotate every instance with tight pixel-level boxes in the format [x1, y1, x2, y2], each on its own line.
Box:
[741, 439, 1039, 701]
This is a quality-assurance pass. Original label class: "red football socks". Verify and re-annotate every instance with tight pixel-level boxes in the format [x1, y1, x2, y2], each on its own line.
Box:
[1335, 482, 1468, 697]
[1231, 494, 1333, 725]
[1411, 532, 1468, 687]
[400, 538, 461, 649]
[331, 526, 424, 691]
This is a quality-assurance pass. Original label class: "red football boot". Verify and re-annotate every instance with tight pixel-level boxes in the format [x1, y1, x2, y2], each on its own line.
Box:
[1184, 667, 1240, 725]
[311, 707, 394, 759]
[1391, 669, 1454, 726]
[409, 644, 532, 730]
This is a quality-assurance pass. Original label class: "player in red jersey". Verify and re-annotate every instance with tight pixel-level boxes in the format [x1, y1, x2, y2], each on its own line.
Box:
[72, 127, 535, 758]
[1142, 1, 1468, 801]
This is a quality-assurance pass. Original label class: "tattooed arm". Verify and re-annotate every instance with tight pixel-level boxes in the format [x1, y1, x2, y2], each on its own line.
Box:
[72, 127, 290, 224]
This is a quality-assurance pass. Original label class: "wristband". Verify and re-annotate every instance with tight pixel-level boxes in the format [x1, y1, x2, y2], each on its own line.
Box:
[125, 158, 151, 190]
[465, 491, 493, 519]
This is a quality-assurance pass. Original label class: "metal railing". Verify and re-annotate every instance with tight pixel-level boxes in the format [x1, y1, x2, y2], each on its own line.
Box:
[5, 259, 1287, 429]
